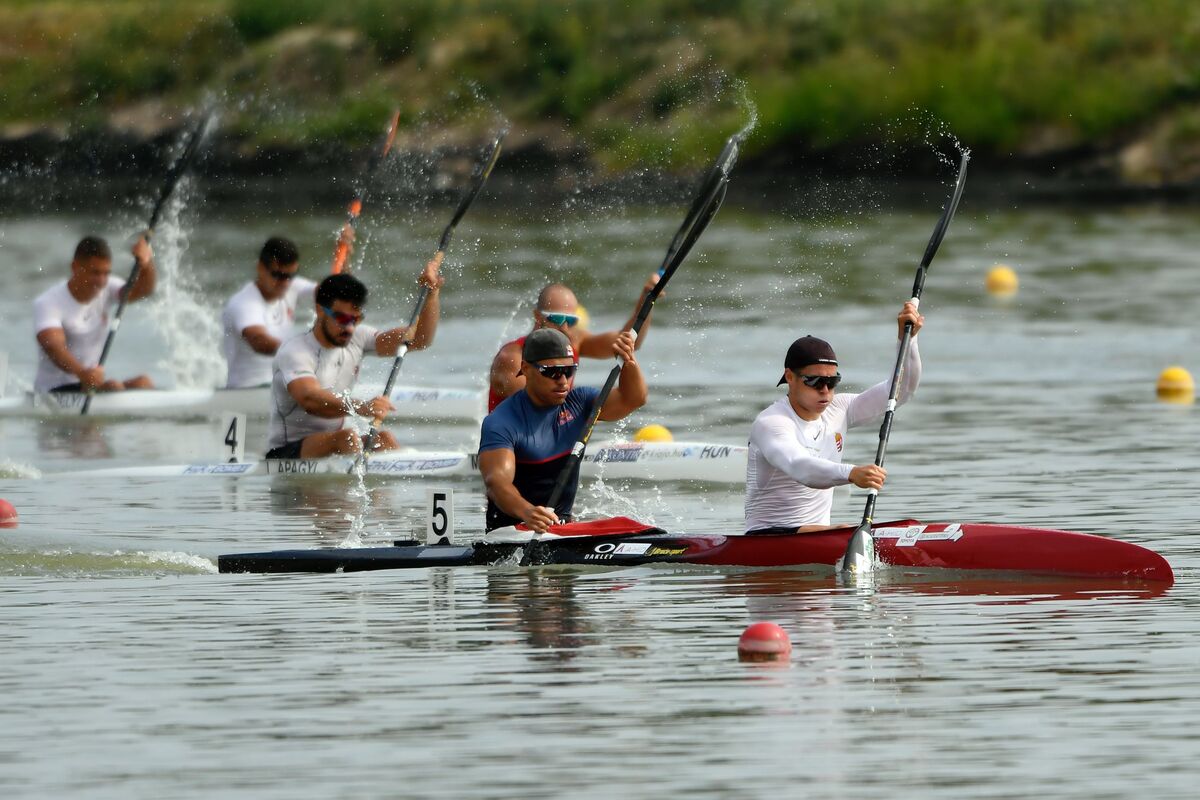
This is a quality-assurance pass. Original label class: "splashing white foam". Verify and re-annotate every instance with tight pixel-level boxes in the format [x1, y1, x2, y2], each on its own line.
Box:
[144, 180, 226, 389]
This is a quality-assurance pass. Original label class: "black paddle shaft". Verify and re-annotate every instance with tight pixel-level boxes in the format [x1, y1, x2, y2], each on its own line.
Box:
[82, 112, 212, 415]
[543, 134, 741, 511]
[356, 130, 507, 461]
[857, 151, 969, 527]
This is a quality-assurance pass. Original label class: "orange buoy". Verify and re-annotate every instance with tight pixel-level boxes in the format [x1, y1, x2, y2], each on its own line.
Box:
[737, 622, 792, 662]
[0, 498, 17, 528]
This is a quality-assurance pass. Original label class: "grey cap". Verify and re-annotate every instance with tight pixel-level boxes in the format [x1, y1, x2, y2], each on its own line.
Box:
[522, 328, 575, 363]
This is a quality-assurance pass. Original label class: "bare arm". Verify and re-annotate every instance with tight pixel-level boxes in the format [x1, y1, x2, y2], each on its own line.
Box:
[36, 328, 101, 387]
[577, 273, 658, 357]
[489, 343, 524, 407]
[124, 235, 156, 302]
[479, 448, 559, 532]
[375, 254, 444, 356]
[241, 325, 281, 356]
[286, 376, 391, 420]
[597, 331, 647, 421]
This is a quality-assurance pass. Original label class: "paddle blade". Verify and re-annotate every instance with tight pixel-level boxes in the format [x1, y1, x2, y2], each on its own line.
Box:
[836, 521, 876, 575]
[919, 150, 970, 269]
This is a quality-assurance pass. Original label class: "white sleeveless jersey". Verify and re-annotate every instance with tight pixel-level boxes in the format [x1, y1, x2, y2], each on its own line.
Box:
[744, 339, 921, 531]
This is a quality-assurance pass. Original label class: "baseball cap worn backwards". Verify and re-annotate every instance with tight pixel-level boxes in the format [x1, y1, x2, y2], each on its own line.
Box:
[777, 335, 838, 386]
[522, 328, 575, 363]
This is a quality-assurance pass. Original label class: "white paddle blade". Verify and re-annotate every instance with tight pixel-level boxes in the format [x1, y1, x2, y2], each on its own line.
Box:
[425, 488, 455, 545]
[836, 525, 876, 575]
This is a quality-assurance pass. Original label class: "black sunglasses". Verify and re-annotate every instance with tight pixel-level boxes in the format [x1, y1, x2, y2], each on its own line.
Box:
[798, 373, 841, 390]
[533, 363, 577, 380]
[267, 267, 297, 281]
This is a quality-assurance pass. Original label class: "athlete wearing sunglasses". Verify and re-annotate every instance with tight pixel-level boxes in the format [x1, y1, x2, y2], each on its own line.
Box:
[265, 255, 445, 460]
[487, 275, 660, 412]
[744, 301, 925, 535]
[221, 236, 323, 389]
[479, 327, 647, 533]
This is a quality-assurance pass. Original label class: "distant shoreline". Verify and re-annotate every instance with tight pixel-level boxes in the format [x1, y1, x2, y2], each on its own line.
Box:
[3, 128, 1200, 214]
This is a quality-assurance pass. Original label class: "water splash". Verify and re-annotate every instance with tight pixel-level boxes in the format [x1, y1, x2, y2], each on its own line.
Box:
[340, 388, 371, 547]
[0, 547, 217, 577]
[0, 459, 41, 479]
[143, 179, 226, 388]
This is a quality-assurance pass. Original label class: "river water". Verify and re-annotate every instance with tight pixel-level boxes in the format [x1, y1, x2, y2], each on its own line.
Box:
[2, 180, 1200, 798]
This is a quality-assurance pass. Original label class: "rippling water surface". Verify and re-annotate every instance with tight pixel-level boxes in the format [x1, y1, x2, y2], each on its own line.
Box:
[2, 187, 1200, 798]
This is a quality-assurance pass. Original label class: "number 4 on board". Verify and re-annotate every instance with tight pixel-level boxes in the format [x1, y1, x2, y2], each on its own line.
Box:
[221, 413, 246, 464]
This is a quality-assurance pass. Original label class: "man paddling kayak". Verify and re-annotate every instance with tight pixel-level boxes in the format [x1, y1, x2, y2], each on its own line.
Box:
[33, 235, 157, 393]
[479, 328, 646, 532]
[221, 236, 320, 389]
[745, 302, 924, 534]
[486, 278, 658, 412]
[266, 260, 443, 459]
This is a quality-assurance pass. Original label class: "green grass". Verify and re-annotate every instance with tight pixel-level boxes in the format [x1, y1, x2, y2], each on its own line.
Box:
[1, 0, 1199, 168]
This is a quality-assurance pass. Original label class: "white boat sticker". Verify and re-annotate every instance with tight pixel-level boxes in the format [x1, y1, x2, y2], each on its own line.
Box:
[613, 542, 652, 555]
[873, 524, 963, 547]
[184, 463, 256, 475]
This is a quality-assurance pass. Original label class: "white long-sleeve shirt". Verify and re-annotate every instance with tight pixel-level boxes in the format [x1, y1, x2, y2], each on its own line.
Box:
[744, 339, 921, 531]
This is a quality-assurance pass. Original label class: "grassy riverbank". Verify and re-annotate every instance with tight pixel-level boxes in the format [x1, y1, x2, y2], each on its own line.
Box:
[2, 0, 1199, 181]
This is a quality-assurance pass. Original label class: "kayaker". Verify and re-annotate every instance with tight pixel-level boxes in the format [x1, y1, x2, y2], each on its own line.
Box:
[265, 258, 443, 459]
[744, 301, 924, 533]
[486, 277, 658, 412]
[32, 234, 157, 394]
[478, 328, 646, 532]
[221, 235, 324, 389]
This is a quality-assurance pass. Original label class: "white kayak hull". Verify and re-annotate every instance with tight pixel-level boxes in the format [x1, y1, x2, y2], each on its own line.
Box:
[0, 384, 484, 420]
[49, 441, 748, 484]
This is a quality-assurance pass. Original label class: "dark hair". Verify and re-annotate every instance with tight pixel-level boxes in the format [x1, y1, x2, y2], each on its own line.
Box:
[74, 236, 111, 261]
[258, 236, 300, 268]
[316, 273, 368, 308]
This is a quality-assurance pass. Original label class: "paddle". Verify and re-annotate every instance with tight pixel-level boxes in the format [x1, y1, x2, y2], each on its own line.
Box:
[536, 132, 743, 525]
[330, 110, 402, 275]
[350, 128, 508, 473]
[81, 111, 213, 415]
[835, 150, 970, 575]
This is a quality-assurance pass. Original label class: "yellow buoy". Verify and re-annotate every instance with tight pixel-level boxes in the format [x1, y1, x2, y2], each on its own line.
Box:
[986, 264, 1019, 297]
[574, 303, 590, 330]
[633, 424, 673, 442]
[1156, 366, 1195, 404]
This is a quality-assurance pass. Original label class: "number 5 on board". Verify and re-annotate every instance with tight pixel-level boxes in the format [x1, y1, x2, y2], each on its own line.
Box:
[221, 413, 246, 463]
[426, 489, 454, 545]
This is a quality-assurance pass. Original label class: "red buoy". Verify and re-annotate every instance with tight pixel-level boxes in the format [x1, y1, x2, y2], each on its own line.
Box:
[738, 621, 792, 662]
[0, 498, 17, 528]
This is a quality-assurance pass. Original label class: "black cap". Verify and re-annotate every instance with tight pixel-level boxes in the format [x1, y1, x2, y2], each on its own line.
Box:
[777, 336, 838, 386]
[522, 328, 575, 364]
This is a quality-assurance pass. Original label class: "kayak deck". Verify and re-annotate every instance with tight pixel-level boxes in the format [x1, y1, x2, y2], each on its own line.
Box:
[217, 519, 1174, 583]
[51, 441, 749, 484]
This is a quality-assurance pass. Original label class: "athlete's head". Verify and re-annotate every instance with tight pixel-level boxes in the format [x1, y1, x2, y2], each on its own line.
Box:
[256, 236, 301, 301]
[69, 236, 113, 301]
[533, 284, 581, 333]
[315, 273, 368, 348]
[778, 336, 841, 420]
[520, 328, 577, 407]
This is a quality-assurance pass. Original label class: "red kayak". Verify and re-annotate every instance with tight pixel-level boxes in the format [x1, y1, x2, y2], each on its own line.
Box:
[218, 517, 1174, 583]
